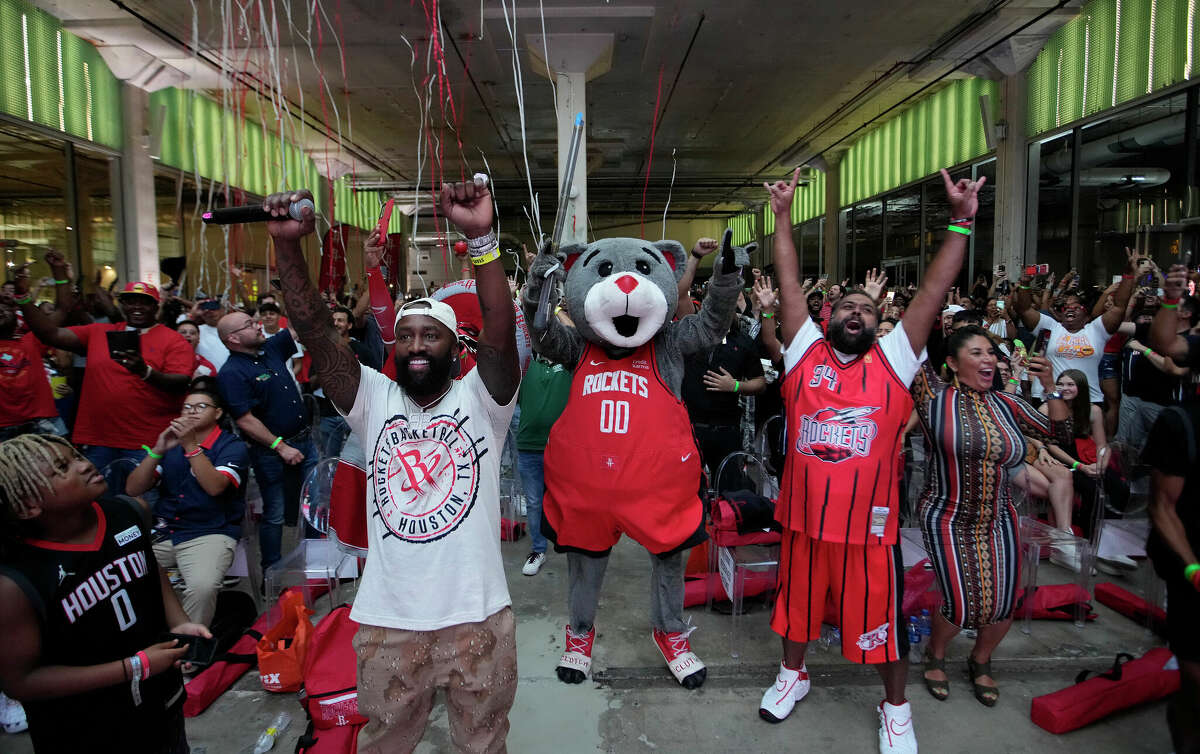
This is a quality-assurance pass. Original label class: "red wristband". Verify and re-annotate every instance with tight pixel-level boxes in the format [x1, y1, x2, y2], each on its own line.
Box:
[136, 650, 151, 679]
[1191, 569, 1200, 591]
[1122, 274, 1134, 280]
[1162, 297, 1182, 306]
[184, 448, 203, 459]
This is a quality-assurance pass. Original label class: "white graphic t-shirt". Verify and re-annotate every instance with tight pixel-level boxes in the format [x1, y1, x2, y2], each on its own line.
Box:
[340, 364, 517, 631]
[1031, 313, 1109, 402]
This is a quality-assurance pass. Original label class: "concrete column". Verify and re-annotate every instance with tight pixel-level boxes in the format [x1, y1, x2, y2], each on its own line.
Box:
[993, 72, 1030, 273]
[822, 153, 842, 278]
[556, 70, 588, 246]
[119, 83, 160, 287]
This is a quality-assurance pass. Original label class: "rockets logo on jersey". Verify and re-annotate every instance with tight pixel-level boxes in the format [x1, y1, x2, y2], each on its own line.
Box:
[370, 408, 486, 544]
[795, 406, 881, 463]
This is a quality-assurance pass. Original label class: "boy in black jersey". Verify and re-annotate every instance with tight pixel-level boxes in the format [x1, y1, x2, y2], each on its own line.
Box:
[0, 434, 211, 753]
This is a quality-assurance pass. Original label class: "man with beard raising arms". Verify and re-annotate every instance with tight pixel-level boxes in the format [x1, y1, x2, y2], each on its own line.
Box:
[263, 179, 520, 753]
[758, 168, 985, 754]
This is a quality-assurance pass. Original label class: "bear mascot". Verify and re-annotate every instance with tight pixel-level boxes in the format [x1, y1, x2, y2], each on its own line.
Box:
[522, 229, 750, 689]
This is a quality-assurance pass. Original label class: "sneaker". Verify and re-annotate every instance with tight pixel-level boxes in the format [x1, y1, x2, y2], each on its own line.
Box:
[759, 662, 810, 723]
[652, 627, 707, 687]
[1050, 542, 1083, 573]
[557, 624, 595, 682]
[522, 551, 546, 576]
[877, 700, 917, 753]
[0, 693, 27, 734]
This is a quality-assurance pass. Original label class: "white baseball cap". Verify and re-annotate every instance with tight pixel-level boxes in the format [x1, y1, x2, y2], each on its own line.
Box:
[396, 297, 459, 340]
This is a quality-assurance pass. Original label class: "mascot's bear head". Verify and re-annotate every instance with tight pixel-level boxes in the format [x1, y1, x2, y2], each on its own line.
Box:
[557, 238, 687, 349]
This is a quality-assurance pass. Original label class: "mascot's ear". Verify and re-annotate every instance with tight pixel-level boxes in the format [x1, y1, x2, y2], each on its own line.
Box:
[559, 243, 586, 272]
[652, 240, 687, 281]
[744, 242, 758, 256]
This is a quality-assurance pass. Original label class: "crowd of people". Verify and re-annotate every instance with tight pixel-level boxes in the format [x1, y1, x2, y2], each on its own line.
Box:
[0, 166, 1195, 754]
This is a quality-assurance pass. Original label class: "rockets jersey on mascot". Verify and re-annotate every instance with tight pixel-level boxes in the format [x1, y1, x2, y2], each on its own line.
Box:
[777, 318, 924, 546]
[338, 363, 516, 631]
[542, 341, 704, 554]
[0, 498, 184, 751]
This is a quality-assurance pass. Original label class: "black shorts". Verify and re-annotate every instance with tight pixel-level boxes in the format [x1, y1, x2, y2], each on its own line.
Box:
[1167, 577, 1200, 663]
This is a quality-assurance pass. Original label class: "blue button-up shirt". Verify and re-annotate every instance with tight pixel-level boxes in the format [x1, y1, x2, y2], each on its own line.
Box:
[152, 426, 249, 544]
[217, 330, 308, 440]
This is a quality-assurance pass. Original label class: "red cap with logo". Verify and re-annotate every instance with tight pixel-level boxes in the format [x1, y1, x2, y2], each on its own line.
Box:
[118, 282, 160, 302]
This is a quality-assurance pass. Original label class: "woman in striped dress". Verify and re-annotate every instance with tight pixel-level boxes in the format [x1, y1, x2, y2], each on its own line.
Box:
[912, 325, 1071, 707]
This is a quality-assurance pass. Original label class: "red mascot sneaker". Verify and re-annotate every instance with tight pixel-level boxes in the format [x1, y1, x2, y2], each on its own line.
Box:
[556, 624, 595, 684]
[652, 627, 707, 689]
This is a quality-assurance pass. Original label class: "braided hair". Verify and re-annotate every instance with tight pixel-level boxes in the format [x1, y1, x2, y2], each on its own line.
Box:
[0, 434, 82, 518]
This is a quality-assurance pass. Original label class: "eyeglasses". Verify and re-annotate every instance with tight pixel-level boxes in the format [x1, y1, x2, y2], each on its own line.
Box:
[181, 402, 215, 413]
[230, 320, 258, 335]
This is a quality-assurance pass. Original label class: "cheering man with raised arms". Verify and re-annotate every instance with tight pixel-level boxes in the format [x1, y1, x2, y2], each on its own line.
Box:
[759, 167, 984, 754]
[263, 178, 520, 754]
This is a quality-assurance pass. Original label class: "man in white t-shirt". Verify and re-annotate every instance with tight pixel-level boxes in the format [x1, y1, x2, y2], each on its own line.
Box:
[195, 298, 230, 371]
[262, 178, 521, 754]
[1013, 251, 1139, 403]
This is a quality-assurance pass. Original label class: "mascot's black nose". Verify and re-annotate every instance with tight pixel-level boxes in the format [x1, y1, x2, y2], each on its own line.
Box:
[616, 275, 639, 294]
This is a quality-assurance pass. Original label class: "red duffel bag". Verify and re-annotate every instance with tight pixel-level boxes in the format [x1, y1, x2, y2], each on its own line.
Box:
[1013, 583, 1096, 621]
[1094, 582, 1168, 637]
[1030, 647, 1180, 734]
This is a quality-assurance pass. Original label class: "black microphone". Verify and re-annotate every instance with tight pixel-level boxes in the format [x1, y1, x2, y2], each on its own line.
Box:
[201, 198, 315, 225]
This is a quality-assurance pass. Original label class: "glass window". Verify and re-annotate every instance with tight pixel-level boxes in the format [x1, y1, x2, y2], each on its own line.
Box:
[1029, 132, 1075, 278]
[883, 190, 921, 289]
[968, 159, 997, 303]
[799, 217, 822, 281]
[851, 200, 882, 283]
[0, 124, 67, 288]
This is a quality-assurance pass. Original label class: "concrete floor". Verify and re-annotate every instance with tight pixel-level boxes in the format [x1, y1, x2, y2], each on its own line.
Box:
[0, 532, 1176, 754]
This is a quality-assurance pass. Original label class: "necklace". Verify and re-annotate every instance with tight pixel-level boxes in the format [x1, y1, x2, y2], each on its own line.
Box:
[403, 381, 454, 432]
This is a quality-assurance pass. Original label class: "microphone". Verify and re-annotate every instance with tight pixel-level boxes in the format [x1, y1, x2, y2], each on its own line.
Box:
[202, 198, 315, 225]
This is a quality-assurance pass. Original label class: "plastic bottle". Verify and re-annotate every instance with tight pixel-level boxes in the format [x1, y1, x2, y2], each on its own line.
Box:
[253, 711, 292, 754]
[819, 624, 841, 649]
[907, 616, 922, 662]
[919, 609, 933, 638]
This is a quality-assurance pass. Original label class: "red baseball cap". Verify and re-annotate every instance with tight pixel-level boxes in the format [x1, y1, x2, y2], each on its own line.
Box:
[118, 282, 160, 302]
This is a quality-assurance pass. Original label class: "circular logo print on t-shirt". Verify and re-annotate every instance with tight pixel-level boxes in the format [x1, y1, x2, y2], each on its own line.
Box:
[370, 411, 481, 543]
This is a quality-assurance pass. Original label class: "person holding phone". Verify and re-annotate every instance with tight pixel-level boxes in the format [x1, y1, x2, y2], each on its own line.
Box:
[0, 433, 210, 752]
[126, 380, 248, 626]
[12, 251, 194, 502]
[1012, 250, 1141, 404]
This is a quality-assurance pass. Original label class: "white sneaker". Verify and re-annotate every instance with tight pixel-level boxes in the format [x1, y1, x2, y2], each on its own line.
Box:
[878, 700, 917, 753]
[758, 662, 810, 723]
[0, 692, 27, 734]
[522, 551, 546, 576]
[1050, 542, 1083, 573]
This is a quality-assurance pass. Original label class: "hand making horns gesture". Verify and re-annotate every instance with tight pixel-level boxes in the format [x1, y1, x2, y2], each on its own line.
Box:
[940, 168, 986, 219]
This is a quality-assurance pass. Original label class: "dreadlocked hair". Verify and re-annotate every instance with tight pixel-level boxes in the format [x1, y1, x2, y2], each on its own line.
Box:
[0, 434, 81, 517]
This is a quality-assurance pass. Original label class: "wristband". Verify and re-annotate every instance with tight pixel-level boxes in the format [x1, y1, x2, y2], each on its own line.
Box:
[129, 655, 143, 706]
[1143, 348, 1154, 358]
[1071, 461, 1081, 471]
[136, 650, 151, 680]
[465, 230, 498, 253]
[14, 294, 32, 305]
[734, 380, 740, 393]
[270, 436, 283, 450]
[760, 312, 775, 318]
[947, 224, 971, 236]
[1122, 274, 1134, 280]
[470, 247, 501, 266]
[1007, 378, 1019, 384]
[141, 445, 163, 460]
[949, 217, 975, 224]
[1018, 284, 1031, 290]
[53, 278, 69, 285]
[1185, 563, 1200, 581]
[184, 447, 204, 459]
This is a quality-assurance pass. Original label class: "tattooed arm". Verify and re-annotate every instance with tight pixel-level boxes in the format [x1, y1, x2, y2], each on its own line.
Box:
[262, 189, 361, 414]
[439, 178, 520, 404]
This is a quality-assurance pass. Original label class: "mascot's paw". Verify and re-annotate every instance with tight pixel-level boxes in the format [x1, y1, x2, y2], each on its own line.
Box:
[653, 627, 707, 689]
[556, 667, 588, 685]
[681, 667, 708, 690]
[556, 624, 595, 684]
[718, 228, 754, 274]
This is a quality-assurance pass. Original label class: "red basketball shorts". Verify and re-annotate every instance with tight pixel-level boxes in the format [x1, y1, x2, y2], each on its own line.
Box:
[769, 529, 907, 665]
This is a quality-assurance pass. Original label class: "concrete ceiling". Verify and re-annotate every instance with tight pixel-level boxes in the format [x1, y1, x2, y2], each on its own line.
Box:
[32, 0, 1080, 229]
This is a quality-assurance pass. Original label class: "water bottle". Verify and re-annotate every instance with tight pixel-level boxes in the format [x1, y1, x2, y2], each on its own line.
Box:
[919, 609, 933, 638]
[253, 711, 292, 754]
[819, 624, 841, 649]
[907, 616, 922, 662]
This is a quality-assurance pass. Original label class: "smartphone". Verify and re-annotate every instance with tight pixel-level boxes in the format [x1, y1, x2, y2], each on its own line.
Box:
[997, 264, 1005, 274]
[996, 299, 1005, 310]
[1037, 264, 1050, 275]
[1032, 329, 1052, 358]
[1024, 265, 1038, 276]
[163, 633, 218, 666]
[376, 198, 395, 240]
[105, 331, 140, 360]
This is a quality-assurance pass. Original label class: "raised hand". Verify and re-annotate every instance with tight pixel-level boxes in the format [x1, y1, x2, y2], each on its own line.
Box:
[44, 249, 68, 276]
[152, 424, 180, 456]
[439, 177, 494, 239]
[364, 229, 386, 269]
[764, 168, 800, 216]
[753, 275, 778, 312]
[692, 237, 719, 258]
[863, 268, 888, 301]
[940, 168, 986, 219]
[262, 189, 317, 242]
[1163, 263, 1188, 300]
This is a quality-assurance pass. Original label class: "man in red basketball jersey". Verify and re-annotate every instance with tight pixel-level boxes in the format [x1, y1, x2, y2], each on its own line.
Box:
[758, 168, 985, 754]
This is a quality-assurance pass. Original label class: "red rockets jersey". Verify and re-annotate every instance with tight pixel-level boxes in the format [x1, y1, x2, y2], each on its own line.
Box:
[542, 341, 703, 553]
[777, 338, 915, 545]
